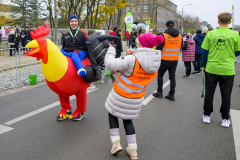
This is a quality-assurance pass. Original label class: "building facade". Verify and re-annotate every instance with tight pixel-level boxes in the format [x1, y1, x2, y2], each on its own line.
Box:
[104, 0, 177, 32]
[199, 21, 212, 29]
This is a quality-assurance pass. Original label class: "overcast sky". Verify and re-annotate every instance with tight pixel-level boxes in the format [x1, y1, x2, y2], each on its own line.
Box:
[172, 0, 240, 29]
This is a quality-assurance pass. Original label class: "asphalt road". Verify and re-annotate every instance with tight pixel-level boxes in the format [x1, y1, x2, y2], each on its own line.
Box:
[0, 54, 240, 160]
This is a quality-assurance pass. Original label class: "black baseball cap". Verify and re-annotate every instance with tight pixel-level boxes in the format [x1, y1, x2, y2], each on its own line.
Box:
[166, 20, 175, 27]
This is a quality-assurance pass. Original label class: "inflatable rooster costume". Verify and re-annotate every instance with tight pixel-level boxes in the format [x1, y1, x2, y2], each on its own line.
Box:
[25, 22, 118, 121]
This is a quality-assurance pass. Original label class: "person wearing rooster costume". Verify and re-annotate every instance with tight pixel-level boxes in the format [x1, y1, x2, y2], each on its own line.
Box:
[24, 19, 97, 122]
[25, 17, 118, 121]
[61, 14, 97, 77]
[105, 33, 164, 159]
[57, 14, 100, 120]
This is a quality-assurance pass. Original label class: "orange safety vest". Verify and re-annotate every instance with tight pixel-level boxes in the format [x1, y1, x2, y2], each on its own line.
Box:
[114, 59, 157, 99]
[161, 33, 182, 61]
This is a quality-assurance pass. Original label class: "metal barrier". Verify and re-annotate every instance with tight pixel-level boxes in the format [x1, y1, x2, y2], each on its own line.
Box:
[0, 47, 44, 91]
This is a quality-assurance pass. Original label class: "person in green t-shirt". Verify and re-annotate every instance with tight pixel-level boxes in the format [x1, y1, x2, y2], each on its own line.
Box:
[201, 12, 240, 128]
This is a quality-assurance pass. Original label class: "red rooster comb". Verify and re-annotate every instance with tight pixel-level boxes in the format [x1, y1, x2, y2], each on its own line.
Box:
[31, 22, 50, 39]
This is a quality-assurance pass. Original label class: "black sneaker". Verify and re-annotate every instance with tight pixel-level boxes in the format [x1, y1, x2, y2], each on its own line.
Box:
[192, 72, 197, 74]
[73, 113, 84, 121]
[153, 91, 163, 98]
[165, 95, 175, 101]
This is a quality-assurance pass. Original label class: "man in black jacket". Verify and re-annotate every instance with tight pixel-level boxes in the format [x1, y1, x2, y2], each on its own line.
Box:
[25, 26, 31, 51]
[15, 25, 20, 54]
[29, 27, 33, 41]
[153, 20, 183, 101]
[114, 28, 123, 58]
[20, 26, 27, 54]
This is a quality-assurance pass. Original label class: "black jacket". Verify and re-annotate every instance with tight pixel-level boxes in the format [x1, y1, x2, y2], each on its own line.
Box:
[27, 30, 32, 41]
[193, 30, 206, 54]
[16, 32, 21, 43]
[16, 28, 20, 34]
[156, 28, 183, 50]
[114, 32, 123, 53]
[130, 35, 138, 48]
[62, 29, 98, 70]
[8, 33, 16, 44]
[20, 30, 27, 41]
[62, 29, 90, 52]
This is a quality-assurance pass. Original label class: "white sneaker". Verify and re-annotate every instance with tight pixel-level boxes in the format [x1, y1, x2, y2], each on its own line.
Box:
[88, 84, 96, 89]
[203, 115, 211, 124]
[221, 119, 231, 128]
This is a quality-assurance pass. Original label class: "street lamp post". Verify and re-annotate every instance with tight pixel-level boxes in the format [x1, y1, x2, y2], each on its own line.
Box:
[178, 18, 179, 31]
[54, 0, 57, 44]
[182, 3, 191, 34]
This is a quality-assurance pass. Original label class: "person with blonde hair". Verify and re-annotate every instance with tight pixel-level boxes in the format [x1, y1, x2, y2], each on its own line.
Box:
[182, 33, 195, 78]
[202, 27, 208, 34]
[201, 12, 240, 127]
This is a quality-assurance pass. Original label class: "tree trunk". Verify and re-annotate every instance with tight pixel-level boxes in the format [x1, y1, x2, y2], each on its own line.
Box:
[117, 8, 123, 27]
[93, 0, 100, 29]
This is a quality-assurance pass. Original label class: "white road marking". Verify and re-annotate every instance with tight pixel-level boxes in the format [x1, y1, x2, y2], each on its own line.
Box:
[4, 89, 98, 126]
[231, 109, 240, 160]
[0, 124, 14, 135]
[143, 80, 170, 106]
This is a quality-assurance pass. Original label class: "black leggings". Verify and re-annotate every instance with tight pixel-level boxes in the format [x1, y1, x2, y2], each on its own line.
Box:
[15, 42, 19, 52]
[10, 45, 15, 56]
[184, 62, 191, 76]
[108, 113, 135, 135]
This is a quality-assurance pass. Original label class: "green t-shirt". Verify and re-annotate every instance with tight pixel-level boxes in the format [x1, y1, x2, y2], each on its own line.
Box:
[201, 28, 240, 75]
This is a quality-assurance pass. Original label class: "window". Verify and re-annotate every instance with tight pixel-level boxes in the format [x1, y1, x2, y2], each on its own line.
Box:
[144, 0, 147, 1]
[143, 16, 147, 20]
[137, 16, 140, 20]
[126, 7, 130, 13]
[115, 18, 117, 22]
[132, 7, 135, 12]
[138, 6, 141, 12]
[144, 6, 147, 12]
[115, 9, 118, 13]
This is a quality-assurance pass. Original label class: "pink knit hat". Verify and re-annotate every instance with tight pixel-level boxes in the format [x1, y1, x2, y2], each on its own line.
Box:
[138, 33, 164, 48]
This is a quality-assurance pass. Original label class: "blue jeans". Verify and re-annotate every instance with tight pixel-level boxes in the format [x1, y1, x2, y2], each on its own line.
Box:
[126, 39, 129, 46]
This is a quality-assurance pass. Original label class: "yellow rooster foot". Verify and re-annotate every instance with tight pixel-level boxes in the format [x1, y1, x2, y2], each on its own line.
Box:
[57, 110, 73, 121]
[67, 111, 73, 120]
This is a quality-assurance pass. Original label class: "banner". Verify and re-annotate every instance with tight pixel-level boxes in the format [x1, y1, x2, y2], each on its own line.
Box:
[232, 5, 234, 30]
[125, 12, 133, 32]
[145, 21, 150, 33]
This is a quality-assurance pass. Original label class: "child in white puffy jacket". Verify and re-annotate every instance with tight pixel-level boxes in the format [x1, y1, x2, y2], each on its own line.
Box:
[104, 33, 164, 160]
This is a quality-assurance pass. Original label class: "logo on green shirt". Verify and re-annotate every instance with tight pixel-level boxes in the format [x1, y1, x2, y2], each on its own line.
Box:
[215, 36, 229, 50]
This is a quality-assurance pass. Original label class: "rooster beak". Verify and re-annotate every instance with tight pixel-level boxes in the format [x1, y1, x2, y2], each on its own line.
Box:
[25, 40, 40, 56]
